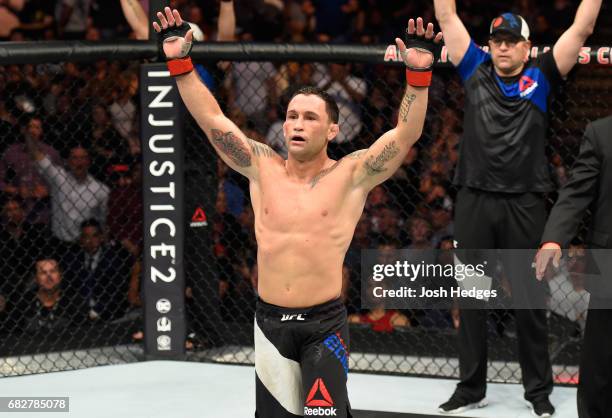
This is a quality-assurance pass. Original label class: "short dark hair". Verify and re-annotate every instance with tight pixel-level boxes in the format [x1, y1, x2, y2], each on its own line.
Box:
[81, 218, 101, 232]
[289, 86, 339, 124]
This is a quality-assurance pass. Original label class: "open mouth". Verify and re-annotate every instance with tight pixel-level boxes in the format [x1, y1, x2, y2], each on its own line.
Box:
[291, 135, 306, 143]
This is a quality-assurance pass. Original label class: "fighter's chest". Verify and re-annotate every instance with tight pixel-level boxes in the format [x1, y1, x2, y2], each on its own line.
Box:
[255, 176, 349, 229]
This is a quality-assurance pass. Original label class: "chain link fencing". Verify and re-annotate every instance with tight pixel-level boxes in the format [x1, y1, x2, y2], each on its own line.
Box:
[183, 57, 611, 385]
[0, 61, 144, 376]
[1, 48, 610, 383]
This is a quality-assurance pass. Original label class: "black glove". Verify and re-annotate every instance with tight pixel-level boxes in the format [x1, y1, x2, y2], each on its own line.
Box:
[158, 22, 193, 59]
[404, 29, 443, 71]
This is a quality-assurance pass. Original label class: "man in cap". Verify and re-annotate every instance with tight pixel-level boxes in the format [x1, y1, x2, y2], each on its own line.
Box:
[433, 0, 602, 415]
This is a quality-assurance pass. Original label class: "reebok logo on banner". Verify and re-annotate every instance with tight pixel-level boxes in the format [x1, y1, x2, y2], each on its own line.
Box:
[190, 207, 208, 227]
[304, 378, 337, 416]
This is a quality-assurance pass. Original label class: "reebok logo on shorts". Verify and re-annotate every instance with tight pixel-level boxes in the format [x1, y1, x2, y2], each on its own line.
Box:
[304, 378, 337, 416]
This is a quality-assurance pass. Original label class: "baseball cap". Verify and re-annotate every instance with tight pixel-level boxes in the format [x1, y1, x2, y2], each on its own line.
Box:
[490, 13, 530, 41]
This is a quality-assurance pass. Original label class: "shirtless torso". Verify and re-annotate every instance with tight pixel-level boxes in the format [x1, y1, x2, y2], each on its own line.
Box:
[252, 152, 366, 307]
[153, 7, 437, 308]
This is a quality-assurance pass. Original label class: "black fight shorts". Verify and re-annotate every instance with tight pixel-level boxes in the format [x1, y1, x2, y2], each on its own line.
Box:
[254, 298, 352, 418]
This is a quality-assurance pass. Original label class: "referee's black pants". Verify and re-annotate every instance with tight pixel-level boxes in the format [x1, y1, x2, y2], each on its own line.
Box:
[453, 187, 553, 403]
[577, 299, 612, 418]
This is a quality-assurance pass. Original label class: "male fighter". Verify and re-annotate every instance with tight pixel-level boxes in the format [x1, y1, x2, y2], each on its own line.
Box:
[153, 7, 442, 417]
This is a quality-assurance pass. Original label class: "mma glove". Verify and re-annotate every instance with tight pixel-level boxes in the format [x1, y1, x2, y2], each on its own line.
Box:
[158, 21, 194, 77]
[404, 29, 442, 87]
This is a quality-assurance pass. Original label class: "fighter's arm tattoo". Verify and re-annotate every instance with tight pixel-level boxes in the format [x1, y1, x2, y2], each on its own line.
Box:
[364, 142, 400, 176]
[210, 129, 252, 167]
[310, 160, 340, 188]
[399, 93, 417, 123]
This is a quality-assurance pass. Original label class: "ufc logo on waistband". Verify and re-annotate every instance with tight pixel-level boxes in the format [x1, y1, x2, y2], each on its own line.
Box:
[281, 314, 306, 321]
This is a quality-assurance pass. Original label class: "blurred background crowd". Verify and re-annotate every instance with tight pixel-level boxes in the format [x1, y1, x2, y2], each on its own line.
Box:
[0, 0, 609, 342]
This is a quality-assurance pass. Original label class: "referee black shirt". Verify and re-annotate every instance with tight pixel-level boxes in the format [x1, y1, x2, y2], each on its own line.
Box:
[453, 40, 563, 193]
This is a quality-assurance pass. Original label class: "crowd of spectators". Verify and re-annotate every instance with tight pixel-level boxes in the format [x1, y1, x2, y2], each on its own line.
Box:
[0, 0, 597, 341]
[0, 0, 585, 45]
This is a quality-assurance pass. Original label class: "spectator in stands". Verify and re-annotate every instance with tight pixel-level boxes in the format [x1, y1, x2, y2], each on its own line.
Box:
[64, 219, 133, 321]
[283, 0, 309, 42]
[25, 138, 109, 244]
[418, 170, 448, 207]
[344, 213, 372, 288]
[107, 158, 142, 257]
[18, 0, 55, 40]
[387, 146, 422, 217]
[405, 216, 433, 249]
[18, 258, 84, 333]
[0, 195, 57, 292]
[0, 115, 60, 224]
[217, 161, 246, 219]
[0, 195, 55, 332]
[46, 93, 88, 156]
[0, 99, 17, 153]
[365, 184, 390, 212]
[90, 0, 127, 40]
[88, 103, 130, 183]
[317, 63, 366, 155]
[81, 60, 116, 105]
[120, 0, 235, 41]
[348, 303, 410, 332]
[230, 57, 278, 135]
[370, 206, 401, 247]
[214, 212, 256, 322]
[55, 0, 91, 40]
[348, 242, 410, 332]
[109, 73, 138, 151]
[84, 25, 100, 41]
[429, 197, 454, 248]
[302, 0, 360, 43]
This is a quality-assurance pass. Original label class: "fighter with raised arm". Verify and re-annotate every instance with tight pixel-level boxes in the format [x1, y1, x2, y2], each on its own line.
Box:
[154, 7, 442, 417]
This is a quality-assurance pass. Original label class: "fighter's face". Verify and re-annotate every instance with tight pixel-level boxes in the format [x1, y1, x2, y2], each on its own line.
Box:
[283, 94, 339, 160]
[488, 33, 531, 76]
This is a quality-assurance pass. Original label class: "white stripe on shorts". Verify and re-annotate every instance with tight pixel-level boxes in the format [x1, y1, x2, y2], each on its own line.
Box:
[254, 318, 304, 415]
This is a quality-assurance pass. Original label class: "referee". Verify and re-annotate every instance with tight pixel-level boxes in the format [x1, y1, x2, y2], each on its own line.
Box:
[433, 0, 602, 416]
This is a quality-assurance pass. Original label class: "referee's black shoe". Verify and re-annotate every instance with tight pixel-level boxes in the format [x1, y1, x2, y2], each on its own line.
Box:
[438, 393, 488, 414]
[526, 397, 555, 417]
